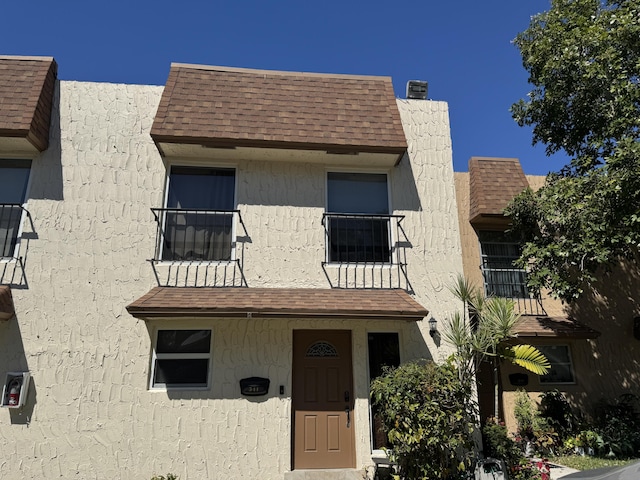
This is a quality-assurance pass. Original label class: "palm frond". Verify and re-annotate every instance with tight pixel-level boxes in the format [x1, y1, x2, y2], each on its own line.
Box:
[503, 344, 550, 375]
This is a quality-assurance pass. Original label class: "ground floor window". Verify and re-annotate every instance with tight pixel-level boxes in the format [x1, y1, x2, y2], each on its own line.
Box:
[368, 332, 400, 450]
[537, 345, 574, 384]
[151, 329, 212, 389]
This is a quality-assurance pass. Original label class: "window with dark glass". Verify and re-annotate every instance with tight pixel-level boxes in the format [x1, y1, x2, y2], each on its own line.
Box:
[0, 160, 31, 258]
[479, 230, 529, 298]
[161, 166, 235, 261]
[326, 172, 390, 263]
[151, 329, 212, 388]
[368, 332, 400, 450]
[538, 345, 575, 384]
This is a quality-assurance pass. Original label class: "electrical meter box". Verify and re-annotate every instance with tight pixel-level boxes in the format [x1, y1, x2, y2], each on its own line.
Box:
[1, 372, 30, 408]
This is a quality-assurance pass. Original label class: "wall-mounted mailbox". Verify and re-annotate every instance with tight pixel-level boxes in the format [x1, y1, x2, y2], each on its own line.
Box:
[240, 377, 270, 397]
[1, 372, 30, 408]
[509, 373, 529, 386]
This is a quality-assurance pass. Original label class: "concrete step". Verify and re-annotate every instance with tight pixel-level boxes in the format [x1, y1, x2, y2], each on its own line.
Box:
[284, 469, 365, 480]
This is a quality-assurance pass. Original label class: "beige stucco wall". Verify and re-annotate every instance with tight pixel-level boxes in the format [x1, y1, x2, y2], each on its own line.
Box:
[0, 82, 464, 479]
[455, 170, 640, 433]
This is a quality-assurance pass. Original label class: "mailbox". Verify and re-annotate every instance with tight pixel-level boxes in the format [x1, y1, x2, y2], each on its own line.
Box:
[2, 372, 30, 408]
[240, 377, 270, 396]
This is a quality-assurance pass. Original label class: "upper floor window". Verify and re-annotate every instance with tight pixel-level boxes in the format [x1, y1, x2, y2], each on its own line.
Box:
[325, 172, 391, 263]
[479, 230, 529, 299]
[158, 166, 236, 261]
[0, 160, 31, 258]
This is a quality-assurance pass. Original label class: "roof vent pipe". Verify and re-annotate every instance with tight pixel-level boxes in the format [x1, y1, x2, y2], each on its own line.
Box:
[406, 80, 428, 100]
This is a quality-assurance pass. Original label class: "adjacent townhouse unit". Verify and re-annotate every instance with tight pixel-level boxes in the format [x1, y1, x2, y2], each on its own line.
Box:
[0, 56, 465, 479]
[455, 157, 640, 432]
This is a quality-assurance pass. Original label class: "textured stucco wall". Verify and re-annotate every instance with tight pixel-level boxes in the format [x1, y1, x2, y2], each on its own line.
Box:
[0, 82, 464, 479]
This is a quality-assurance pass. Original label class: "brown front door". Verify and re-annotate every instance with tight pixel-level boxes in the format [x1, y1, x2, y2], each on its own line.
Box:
[292, 330, 355, 469]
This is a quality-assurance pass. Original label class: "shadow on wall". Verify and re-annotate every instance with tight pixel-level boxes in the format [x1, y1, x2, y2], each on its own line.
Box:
[565, 259, 640, 412]
[29, 80, 64, 202]
[0, 314, 36, 425]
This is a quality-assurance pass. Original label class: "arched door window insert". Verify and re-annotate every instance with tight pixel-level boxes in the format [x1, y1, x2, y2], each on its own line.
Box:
[306, 341, 338, 358]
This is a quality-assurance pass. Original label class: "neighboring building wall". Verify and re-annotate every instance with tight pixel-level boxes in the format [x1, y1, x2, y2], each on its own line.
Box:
[456, 169, 640, 433]
[0, 81, 464, 479]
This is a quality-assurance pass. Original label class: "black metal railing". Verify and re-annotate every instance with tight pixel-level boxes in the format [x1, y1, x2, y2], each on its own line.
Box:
[321, 213, 412, 290]
[0, 204, 26, 258]
[480, 263, 547, 315]
[151, 208, 244, 262]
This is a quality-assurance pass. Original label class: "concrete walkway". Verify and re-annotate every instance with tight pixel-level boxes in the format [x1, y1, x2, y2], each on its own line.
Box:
[549, 462, 579, 479]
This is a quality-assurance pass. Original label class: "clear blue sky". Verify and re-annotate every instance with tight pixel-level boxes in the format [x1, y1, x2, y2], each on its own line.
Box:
[2, 0, 570, 174]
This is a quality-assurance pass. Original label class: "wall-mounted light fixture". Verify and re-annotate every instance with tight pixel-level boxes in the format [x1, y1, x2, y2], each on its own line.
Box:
[428, 317, 438, 336]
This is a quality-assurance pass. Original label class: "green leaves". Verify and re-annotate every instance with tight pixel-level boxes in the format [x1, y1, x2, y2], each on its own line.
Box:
[370, 361, 477, 480]
[510, 0, 640, 299]
[504, 345, 551, 376]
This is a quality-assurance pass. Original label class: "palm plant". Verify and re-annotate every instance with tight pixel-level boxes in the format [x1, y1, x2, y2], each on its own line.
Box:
[443, 275, 550, 417]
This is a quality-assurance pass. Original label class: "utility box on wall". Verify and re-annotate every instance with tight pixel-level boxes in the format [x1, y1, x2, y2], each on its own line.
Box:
[1, 372, 30, 408]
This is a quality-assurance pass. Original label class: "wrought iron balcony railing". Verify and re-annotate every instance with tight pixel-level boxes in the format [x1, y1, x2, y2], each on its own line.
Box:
[480, 263, 547, 315]
[0, 204, 27, 258]
[151, 208, 244, 262]
[321, 213, 412, 290]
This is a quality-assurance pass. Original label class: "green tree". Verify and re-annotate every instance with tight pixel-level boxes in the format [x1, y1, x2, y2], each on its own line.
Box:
[508, 0, 640, 299]
[443, 276, 549, 417]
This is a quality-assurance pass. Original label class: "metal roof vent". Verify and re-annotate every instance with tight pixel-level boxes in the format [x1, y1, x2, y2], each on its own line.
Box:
[406, 80, 428, 100]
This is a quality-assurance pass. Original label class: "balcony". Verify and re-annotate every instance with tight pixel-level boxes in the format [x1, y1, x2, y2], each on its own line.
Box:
[480, 263, 546, 316]
[322, 213, 412, 290]
[150, 208, 247, 287]
[0, 204, 26, 258]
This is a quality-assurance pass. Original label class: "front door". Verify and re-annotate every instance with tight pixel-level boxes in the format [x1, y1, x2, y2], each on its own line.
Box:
[292, 330, 355, 469]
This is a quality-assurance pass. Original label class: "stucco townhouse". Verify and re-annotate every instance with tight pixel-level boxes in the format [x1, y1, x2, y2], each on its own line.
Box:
[454, 157, 640, 433]
[0, 56, 465, 479]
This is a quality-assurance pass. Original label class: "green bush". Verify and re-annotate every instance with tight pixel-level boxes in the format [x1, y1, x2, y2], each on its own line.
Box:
[482, 418, 541, 480]
[370, 360, 476, 480]
[594, 394, 640, 457]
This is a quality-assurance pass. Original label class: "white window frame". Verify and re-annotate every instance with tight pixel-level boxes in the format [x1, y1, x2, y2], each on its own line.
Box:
[324, 169, 394, 265]
[537, 344, 575, 385]
[149, 327, 213, 390]
[158, 161, 238, 264]
[0, 159, 32, 261]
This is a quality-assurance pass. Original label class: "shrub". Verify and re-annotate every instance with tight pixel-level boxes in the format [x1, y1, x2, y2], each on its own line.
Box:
[594, 394, 640, 457]
[482, 418, 542, 480]
[370, 360, 476, 480]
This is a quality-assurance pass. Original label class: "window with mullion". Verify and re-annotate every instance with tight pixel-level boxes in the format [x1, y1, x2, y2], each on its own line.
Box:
[151, 329, 212, 389]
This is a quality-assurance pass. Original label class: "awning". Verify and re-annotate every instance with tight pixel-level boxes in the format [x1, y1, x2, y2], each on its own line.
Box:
[0, 286, 15, 321]
[515, 315, 600, 339]
[0, 56, 57, 154]
[126, 287, 427, 322]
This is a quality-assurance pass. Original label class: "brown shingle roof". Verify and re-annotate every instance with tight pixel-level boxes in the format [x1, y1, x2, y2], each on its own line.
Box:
[151, 64, 407, 156]
[127, 287, 427, 321]
[515, 315, 600, 339]
[0, 286, 15, 321]
[0, 56, 57, 152]
[469, 157, 529, 225]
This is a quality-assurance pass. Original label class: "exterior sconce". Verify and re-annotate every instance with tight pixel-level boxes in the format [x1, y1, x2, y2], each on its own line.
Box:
[428, 317, 438, 336]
